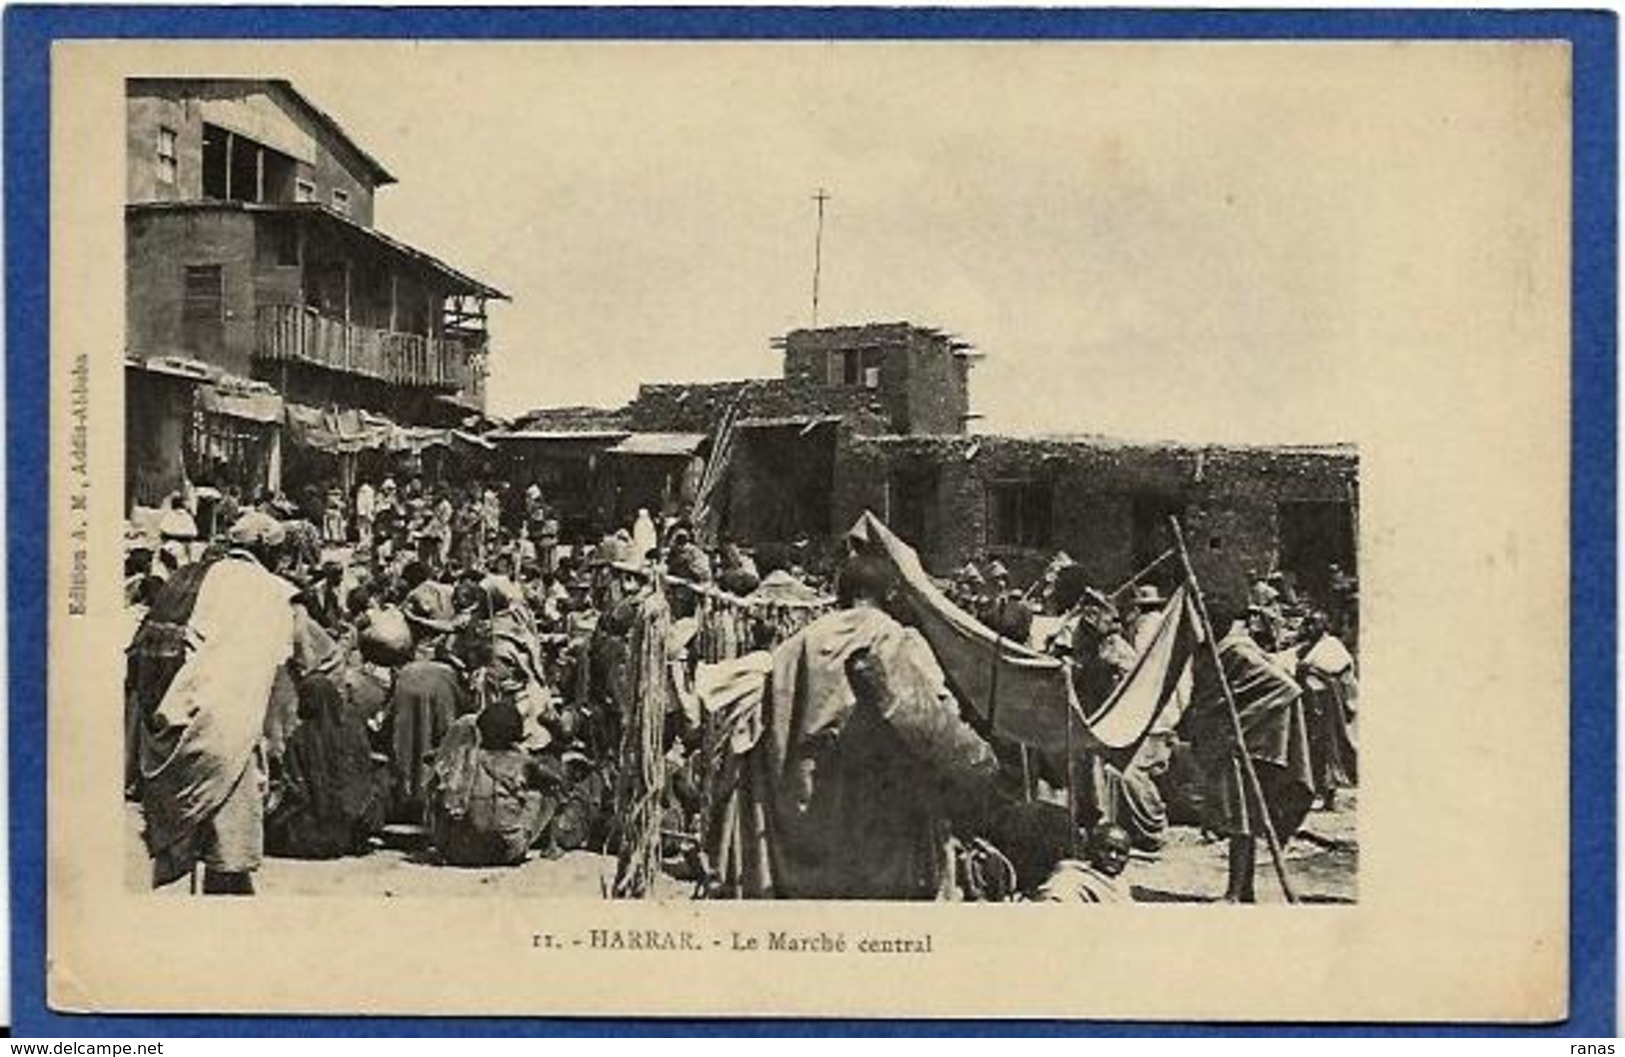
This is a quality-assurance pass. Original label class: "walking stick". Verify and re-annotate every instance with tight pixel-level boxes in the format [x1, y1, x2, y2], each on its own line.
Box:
[1063, 689, 1076, 824]
[1168, 517, 1298, 905]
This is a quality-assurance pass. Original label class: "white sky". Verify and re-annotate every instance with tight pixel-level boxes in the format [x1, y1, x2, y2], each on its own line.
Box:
[262, 42, 1562, 443]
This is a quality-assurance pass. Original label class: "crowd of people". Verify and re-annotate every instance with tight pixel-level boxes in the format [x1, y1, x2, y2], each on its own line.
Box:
[937, 548, 1359, 902]
[123, 473, 1357, 905]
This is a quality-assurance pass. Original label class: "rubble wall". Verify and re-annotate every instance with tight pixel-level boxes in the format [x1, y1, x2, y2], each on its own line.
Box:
[838, 434, 1357, 591]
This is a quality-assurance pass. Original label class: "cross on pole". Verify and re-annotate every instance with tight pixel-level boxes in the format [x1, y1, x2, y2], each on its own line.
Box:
[811, 188, 831, 327]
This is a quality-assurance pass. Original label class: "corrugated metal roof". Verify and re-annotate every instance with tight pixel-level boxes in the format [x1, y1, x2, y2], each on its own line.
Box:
[608, 433, 708, 457]
[735, 414, 842, 431]
[486, 429, 630, 443]
[125, 355, 212, 381]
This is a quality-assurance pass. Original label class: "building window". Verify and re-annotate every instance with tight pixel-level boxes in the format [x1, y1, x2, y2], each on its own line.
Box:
[180, 265, 225, 354]
[830, 346, 884, 387]
[988, 480, 1053, 550]
[295, 178, 316, 203]
[331, 188, 351, 217]
[182, 265, 223, 316]
[832, 349, 858, 385]
[1276, 500, 1356, 597]
[156, 126, 178, 185]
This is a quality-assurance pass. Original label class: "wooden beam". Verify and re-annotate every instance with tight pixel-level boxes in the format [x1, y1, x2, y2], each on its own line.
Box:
[294, 218, 306, 359]
[342, 257, 352, 372]
[224, 130, 234, 200]
[255, 146, 265, 203]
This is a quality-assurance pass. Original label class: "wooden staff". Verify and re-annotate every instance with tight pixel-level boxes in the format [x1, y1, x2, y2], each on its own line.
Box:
[1109, 547, 1177, 599]
[1168, 517, 1298, 904]
[1063, 688, 1076, 823]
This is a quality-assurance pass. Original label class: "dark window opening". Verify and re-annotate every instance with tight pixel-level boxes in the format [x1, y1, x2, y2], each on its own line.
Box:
[200, 122, 296, 204]
[735, 425, 835, 543]
[201, 124, 228, 199]
[1130, 492, 1186, 590]
[988, 480, 1052, 550]
[1277, 500, 1356, 599]
[890, 466, 938, 555]
[186, 410, 273, 500]
[229, 136, 259, 203]
[831, 346, 885, 387]
[840, 349, 861, 385]
[260, 149, 297, 203]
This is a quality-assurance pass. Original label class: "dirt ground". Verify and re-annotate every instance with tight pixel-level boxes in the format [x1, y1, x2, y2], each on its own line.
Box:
[1123, 793, 1358, 905]
[125, 792, 1356, 904]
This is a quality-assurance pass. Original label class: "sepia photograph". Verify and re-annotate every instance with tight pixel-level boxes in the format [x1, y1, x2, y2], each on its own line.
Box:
[119, 68, 1359, 907]
[44, 35, 1572, 1021]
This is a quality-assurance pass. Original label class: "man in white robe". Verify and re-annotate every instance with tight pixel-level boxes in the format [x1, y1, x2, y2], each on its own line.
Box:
[139, 512, 317, 894]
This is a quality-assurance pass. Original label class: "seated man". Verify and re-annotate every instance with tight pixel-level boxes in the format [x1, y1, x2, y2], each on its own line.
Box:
[1036, 823, 1134, 904]
[428, 699, 566, 867]
[265, 669, 388, 860]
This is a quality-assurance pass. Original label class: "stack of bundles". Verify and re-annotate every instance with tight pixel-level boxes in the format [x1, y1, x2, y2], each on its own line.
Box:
[610, 589, 672, 899]
[693, 594, 744, 664]
[687, 573, 835, 664]
[691, 650, 775, 897]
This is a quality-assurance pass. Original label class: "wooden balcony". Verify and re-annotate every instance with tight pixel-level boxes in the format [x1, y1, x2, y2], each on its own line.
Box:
[254, 304, 468, 391]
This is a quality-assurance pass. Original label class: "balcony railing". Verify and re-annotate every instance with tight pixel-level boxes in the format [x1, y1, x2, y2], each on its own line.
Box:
[254, 304, 468, 391]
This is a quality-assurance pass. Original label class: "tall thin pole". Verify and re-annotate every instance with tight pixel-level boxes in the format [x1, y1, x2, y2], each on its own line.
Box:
[1168, 517, 1299, 904]
[811, 188, 830, 327]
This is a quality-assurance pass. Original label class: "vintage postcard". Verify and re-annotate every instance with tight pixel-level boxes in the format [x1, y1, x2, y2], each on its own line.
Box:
[48, 37, 1569, 1020]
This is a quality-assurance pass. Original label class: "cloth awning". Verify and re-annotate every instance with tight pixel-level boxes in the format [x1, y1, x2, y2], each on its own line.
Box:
[285, 404, 396, 454]
[846, 510, 1198, 763]
[607, 433, 707, 457]
[199, 383, 283, 424]
[394, 426, 492, 455]
[284, 405, 498, 456]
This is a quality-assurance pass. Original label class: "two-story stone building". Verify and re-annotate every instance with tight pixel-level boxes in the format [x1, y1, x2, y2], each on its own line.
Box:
[125, 77, 506, 509]
[496, 320, 1357, 595]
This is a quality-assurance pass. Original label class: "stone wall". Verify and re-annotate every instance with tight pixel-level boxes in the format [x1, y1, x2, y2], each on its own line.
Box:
[628, 377, 892, 437]
[836, 434, 1358, 594]
[782, 322, 970, 435]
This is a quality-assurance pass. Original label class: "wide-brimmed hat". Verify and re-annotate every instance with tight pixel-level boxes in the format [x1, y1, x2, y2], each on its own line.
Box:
[227, 510, 286, 548]
[402, 581, 462, 633]
[157, 506, 198, 541]
[583, 536, 622, 570]
[1132, 583, 1165, 607]
[1043, 551, 1077, 580]
[611, 556, 652, 579]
